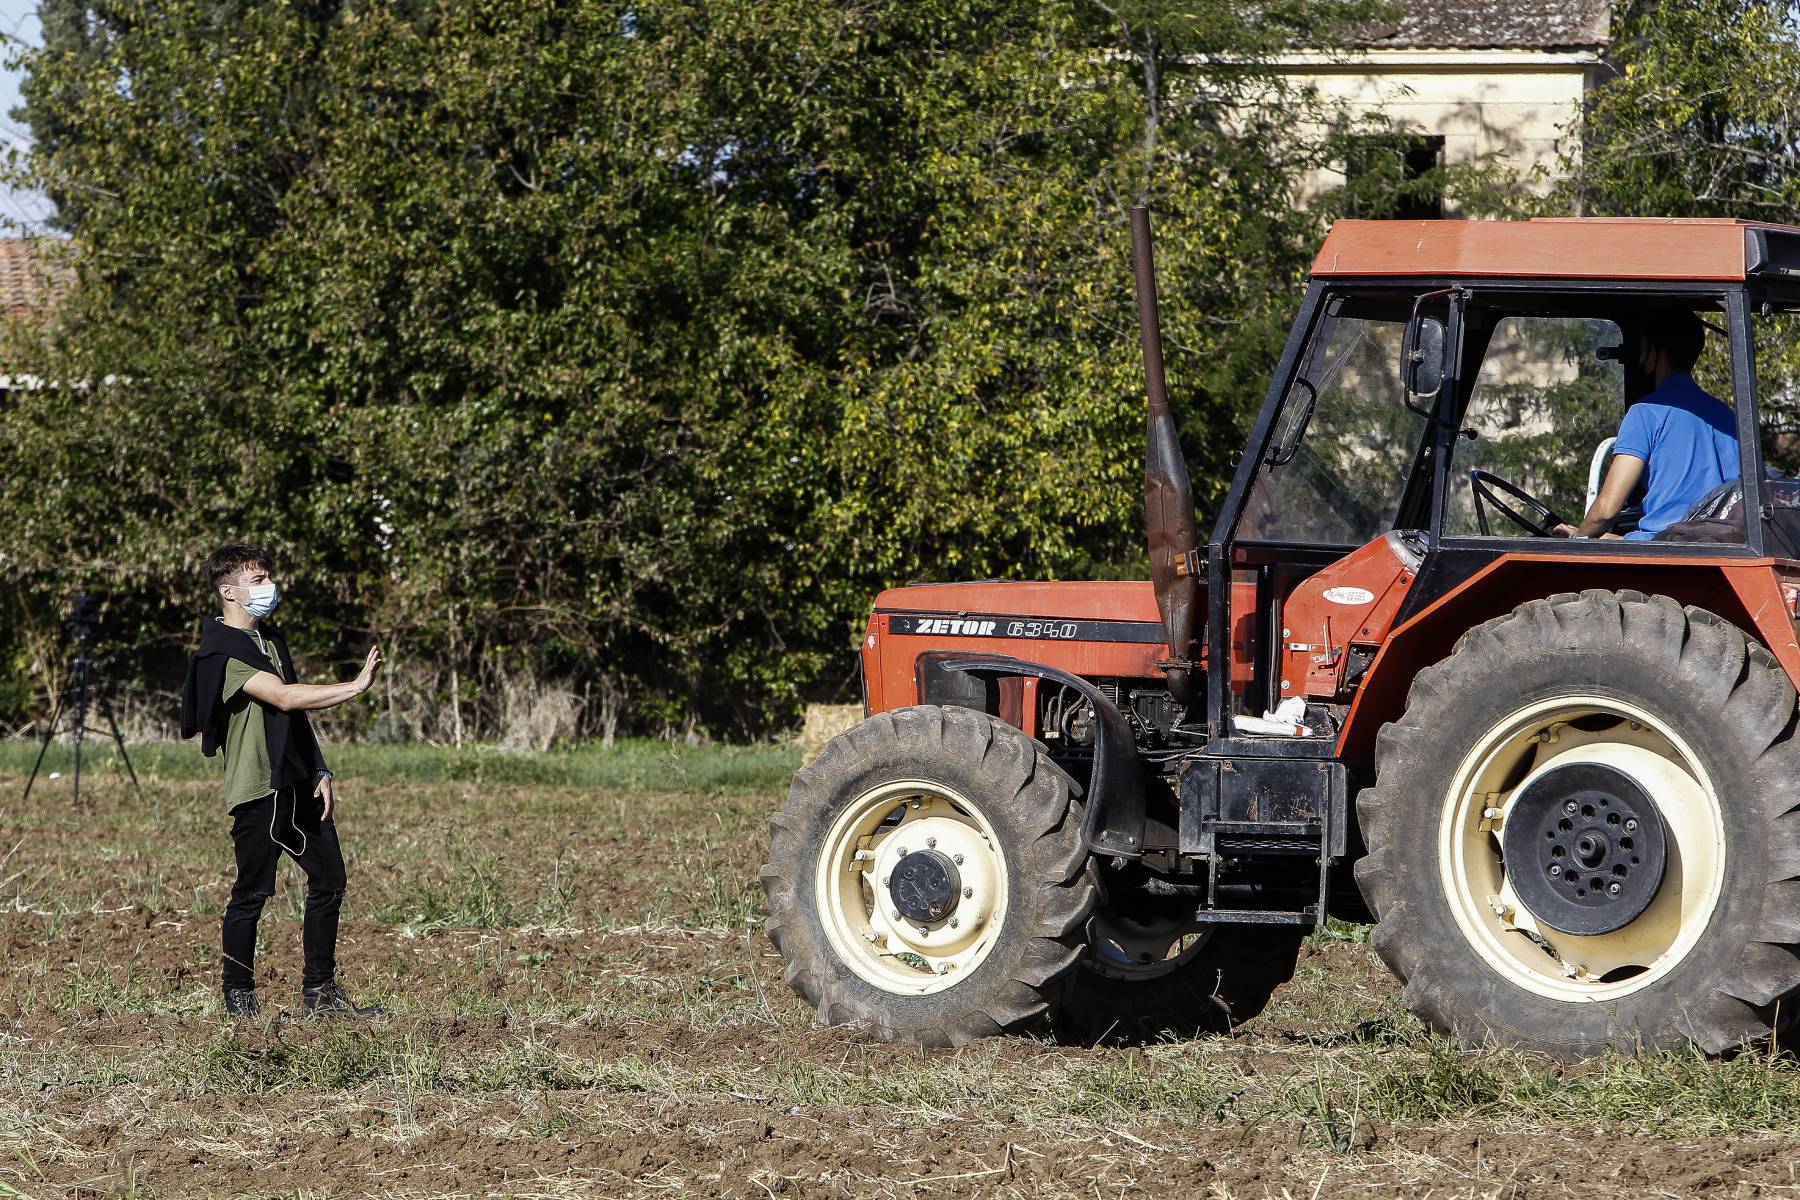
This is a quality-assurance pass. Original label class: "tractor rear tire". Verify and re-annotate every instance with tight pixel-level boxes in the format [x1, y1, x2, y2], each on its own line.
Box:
[1357, 590, 1800, 1056]
[760, 705, 1098, 1047]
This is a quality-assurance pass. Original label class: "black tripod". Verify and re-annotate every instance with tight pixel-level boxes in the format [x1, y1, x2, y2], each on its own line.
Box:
[23, 595, 142, 806]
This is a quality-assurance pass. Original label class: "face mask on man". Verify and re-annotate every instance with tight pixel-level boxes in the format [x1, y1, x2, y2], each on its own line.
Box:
[237, 580, 280, 620]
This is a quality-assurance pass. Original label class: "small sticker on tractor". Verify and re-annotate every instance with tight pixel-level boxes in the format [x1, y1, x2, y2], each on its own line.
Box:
[1323, 586, 1376, 605]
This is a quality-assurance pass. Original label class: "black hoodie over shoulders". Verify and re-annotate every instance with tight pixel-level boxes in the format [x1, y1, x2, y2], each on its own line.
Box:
[180, 619, 329, 786]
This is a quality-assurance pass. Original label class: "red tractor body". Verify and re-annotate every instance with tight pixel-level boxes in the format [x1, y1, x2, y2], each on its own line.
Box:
[764, 213, 1800, 1055]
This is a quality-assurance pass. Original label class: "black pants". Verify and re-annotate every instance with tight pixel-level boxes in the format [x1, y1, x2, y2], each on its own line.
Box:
[222, 783, 347, 992]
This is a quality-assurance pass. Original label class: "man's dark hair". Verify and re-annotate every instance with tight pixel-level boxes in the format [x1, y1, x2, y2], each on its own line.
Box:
[205, 543, 271, 594]
[1638, 307, 1706, 373]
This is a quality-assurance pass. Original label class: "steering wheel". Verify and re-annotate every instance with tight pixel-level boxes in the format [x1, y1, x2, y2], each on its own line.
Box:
[1469, 470, 1569, 538]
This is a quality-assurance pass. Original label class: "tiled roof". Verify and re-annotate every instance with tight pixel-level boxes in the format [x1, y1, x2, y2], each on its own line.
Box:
[0, 237, 71, 318]
[1362, 0, 1611, 49]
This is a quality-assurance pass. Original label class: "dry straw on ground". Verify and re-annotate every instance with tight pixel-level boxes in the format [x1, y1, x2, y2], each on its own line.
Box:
[3, 764, 1800, 1197]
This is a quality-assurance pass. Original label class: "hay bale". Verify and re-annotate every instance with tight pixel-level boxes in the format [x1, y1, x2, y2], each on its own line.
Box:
[798, 703, 863, 765]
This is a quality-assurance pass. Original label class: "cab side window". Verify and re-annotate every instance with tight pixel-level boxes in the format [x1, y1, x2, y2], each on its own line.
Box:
[1445, 315, 1626, 537]
[1754, 309, 1800, 476]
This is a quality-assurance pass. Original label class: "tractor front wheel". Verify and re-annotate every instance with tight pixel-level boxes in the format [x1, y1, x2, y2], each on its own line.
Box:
[760, 705, 1097, 1046]
[1357, 590, 1800, 1056]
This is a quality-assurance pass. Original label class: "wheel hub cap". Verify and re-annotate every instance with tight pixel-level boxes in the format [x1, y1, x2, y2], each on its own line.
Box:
[1502, 761, 1668, 935]
[889, 849, 962, 923]
[868, 814, 1000, 958]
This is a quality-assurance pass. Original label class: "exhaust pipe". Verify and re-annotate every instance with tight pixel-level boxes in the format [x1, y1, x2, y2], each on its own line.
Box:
[1131, 205, 1200, 705]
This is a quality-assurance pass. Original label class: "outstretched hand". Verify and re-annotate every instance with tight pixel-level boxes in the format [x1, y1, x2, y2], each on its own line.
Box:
[356, 643, 383, 692]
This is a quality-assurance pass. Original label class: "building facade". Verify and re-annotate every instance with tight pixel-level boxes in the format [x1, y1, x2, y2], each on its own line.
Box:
[1275, 0, 1612, 212]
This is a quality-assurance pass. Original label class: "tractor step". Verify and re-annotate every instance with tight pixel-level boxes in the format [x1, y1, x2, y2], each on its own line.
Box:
[1191, 907, 1316, 926]
[1179, 754, 1344, 928]
[1178, 755, 1348, 858]
[1214, 833, 1322, 856]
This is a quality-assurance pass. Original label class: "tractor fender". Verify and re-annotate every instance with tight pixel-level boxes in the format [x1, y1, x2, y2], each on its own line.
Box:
[938, 654, 1145, 859]
[1336, 554, 1800, 764]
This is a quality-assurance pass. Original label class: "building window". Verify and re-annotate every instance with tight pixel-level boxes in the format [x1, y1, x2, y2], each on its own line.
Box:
[1345, 133, 1445, 220]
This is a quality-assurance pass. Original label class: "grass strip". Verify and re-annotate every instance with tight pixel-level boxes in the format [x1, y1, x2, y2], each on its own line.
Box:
[62, 1023, 1800, 1141]
[0, 737, 800, 795]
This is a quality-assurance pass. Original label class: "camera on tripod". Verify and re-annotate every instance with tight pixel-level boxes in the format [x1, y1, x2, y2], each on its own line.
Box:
[24, 592, 142, 805]
[69, 594, 100, 641]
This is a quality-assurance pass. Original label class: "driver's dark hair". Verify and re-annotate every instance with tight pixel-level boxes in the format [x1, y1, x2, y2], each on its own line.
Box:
[205, 543, 271, 593]
[1638, 306, 1706, 372]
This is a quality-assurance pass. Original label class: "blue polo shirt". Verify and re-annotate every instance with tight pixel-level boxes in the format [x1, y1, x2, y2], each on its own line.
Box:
[1612, 373, 1738, 541]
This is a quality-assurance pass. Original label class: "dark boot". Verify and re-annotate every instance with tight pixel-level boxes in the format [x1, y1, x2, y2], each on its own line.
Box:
[301, 980, 386, 1020]
[222, 987, 261, 1019]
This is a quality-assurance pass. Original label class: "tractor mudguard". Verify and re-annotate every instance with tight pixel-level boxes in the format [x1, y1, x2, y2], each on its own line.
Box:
[937, 654, 1146, 858]
[1336, 555, 1800, 762]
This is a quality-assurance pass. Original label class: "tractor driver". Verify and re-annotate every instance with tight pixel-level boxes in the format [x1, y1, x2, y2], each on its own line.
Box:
[1555, 307, 1738, 541]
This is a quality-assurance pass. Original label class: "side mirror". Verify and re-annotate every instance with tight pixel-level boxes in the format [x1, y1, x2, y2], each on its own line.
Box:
[1402, 315, 1446, 403]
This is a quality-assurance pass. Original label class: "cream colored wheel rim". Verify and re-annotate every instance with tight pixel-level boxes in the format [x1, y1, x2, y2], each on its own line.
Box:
[1438, 696, 1725, 1003]
[815, 780, 1010, 995]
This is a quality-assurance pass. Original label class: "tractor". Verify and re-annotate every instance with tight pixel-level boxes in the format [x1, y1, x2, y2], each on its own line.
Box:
[761, 211, 1800, 1056]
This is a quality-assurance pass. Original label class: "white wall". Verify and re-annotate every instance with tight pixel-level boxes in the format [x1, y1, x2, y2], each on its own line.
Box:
[1269, 48, 1605, 208]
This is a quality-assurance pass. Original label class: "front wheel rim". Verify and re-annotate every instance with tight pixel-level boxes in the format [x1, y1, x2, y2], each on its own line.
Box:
[1438, 696, 1726, 1003]
[814, 780, 1010, 995]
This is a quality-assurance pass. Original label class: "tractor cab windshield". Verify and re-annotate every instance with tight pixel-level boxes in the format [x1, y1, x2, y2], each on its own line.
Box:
[1238, 286, 1754, 551]
[1236, 294, 1431, 547]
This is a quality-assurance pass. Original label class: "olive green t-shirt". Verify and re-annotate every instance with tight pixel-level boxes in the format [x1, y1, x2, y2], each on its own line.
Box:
[220, 627, 310, 812]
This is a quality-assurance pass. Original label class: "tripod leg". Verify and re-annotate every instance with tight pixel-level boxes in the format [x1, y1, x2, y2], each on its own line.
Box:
[22, 693, 65, 803]
[97, 690, 143, 800]
[71, 665, 88, 808]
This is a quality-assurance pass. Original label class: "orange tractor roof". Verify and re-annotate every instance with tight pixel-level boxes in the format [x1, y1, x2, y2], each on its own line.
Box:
[1311, 217, 1800, 282]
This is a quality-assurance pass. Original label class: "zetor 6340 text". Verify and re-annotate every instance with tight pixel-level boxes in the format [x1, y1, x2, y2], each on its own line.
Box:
[761, 212, 1800, 1057]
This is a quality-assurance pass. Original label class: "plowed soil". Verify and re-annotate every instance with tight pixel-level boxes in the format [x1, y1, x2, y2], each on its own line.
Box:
[4, 769, 1800, 1198]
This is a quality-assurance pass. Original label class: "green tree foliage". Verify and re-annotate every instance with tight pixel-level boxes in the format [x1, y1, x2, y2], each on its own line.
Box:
[1556, 0, 1800, 470]
[4, 0, 1439, 740]
[1563, 0, 1800, 220]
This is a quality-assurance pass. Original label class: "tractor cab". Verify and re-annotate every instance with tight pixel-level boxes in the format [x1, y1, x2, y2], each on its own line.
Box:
[1212, 220, 1800, 759]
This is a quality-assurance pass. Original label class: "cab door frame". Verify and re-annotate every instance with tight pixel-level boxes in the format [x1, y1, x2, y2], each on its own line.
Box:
[1204, 279, 1453, 739]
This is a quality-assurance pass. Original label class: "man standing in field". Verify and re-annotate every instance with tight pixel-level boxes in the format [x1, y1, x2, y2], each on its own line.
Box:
[180, 543, 385, 1020]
